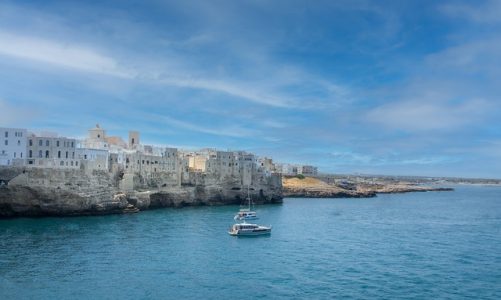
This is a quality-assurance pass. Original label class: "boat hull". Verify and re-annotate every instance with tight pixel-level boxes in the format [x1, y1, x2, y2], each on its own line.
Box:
[228, 227, 272, 236]
[234, 215, 259, 221]
[228, 231, 271, 236]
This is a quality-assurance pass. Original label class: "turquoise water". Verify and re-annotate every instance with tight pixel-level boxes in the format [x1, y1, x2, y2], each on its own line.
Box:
[1, 185, 501, 299]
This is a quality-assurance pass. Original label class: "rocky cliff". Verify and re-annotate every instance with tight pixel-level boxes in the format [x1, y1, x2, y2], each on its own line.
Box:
[0, 167, 282, 218]
[282, 177, 376, 198]
[282, 176, 453, 198]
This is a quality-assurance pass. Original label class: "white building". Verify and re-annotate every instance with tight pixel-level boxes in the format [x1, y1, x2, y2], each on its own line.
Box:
[0, 127, 27, 166]
[275, 163, 297, 176]
[26, 134, 79, 169]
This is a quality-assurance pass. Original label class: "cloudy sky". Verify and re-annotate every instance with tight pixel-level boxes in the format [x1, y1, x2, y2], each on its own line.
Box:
[0, 0, 500, 178]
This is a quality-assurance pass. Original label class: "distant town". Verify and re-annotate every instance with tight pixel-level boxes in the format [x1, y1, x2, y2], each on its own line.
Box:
[0, 125, 318, 187]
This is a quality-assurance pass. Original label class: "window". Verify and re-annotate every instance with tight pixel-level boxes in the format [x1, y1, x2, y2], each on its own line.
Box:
[17, 140, 20, 146]
[71, 161, 73, 166]
[4, 131, 7, 138]
[131, 138, 135, 145]
[65, 151, 68, 159]
[39, 140, 42, 146]
[46, 140, 49, 147]
[57, 141, 60, 147]
[29, 150, 32, 158]
[14, 152, 16, 158]
[84, 154, 87, 159]
[29, 139, 33, 146]
[60, 161, 64, 166]
[38, 150, 42, 158]
[97, 134, 100, 138]
[4, 140, 7, 146]
[58, 151, 61, 158]
[75, 162, 78, 166]
[72, 152, 74, 159]
[28, 160, 33, 165]
[71, 142, 74, 147]
[45, 151, 49, 158]
[20, 152, 23, 158]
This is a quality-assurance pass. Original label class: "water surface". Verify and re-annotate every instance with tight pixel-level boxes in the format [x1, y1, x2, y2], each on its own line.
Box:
[1, 185, 500, 299]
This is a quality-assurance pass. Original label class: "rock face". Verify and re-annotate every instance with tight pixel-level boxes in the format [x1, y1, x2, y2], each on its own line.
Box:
[282, 176, 453, 198]
[356, 183, 454, 194]
[0, 167, 282, 218]
[283, 177, 376, 198]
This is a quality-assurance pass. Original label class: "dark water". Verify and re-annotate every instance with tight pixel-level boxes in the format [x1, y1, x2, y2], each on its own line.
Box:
[1, 185, 501, 299]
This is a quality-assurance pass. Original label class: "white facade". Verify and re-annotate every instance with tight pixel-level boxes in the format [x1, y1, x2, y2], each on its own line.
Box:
[0, 127, 27, 166]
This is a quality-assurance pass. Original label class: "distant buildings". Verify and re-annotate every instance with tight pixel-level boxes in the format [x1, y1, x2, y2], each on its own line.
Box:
[1, 125, 319, 184]
[274, 163, 318, 176]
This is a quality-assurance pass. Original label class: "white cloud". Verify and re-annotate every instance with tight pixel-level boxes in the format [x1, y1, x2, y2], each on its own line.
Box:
[366, 98, 491, 131]
[424, 38, 501, 77]
[440, 0, 501, 24]
[157, 76, 294, 108]
[156, 115, 259, 138]
[0, 31, 133, 78]
[0, 30, 302, 108]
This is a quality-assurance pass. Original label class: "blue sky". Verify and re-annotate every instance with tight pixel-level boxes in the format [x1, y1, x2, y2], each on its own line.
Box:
[0, 0, 500, 178]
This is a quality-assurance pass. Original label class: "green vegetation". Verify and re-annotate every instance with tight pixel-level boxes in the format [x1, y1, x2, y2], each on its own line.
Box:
[296, 174, 305, 180]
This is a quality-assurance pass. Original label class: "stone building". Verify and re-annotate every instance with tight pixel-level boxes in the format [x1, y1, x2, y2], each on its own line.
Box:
[84, 124, 110, 149]
[128, 131, 140, 149]
[26, 134, 79, 169]
[0, 127, 27, 166]
[77, 148, 110, 171]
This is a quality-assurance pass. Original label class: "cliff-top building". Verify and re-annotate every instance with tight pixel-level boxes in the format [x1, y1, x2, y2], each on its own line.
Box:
[26, 133, 79, 169]
[0, 127, 27, 166]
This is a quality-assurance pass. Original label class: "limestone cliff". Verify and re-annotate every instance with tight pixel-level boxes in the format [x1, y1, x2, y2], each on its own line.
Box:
[282, 176, 376, 198]
[282, 176, 453, 198]
[0, 167, 282, 218]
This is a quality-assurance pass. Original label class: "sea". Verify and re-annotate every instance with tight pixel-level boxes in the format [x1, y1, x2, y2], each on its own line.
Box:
[1, 185, 500, 299]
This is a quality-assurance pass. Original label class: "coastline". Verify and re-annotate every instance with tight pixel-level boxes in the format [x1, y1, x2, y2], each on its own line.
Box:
[0, 167, 282, 218]
[282, 176, 454, 198]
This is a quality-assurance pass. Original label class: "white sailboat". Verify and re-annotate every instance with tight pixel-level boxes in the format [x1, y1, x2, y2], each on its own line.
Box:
[234, 186, 258, 221]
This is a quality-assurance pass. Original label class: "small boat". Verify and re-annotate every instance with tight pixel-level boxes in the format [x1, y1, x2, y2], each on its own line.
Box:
[123, 204, 139, 213]
[234, 186, 258, 220]
[234, 209, 258, 221]
[228, 222, 272, 236]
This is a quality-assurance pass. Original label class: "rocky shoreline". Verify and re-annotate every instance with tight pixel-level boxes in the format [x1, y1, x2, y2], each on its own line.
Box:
[282, 176, 453, 198]
[0, 167, 282, 218]
[0, 167, 456, 218]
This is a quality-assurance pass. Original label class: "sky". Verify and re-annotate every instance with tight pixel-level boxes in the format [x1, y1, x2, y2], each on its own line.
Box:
[0, 0, 500, 178]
